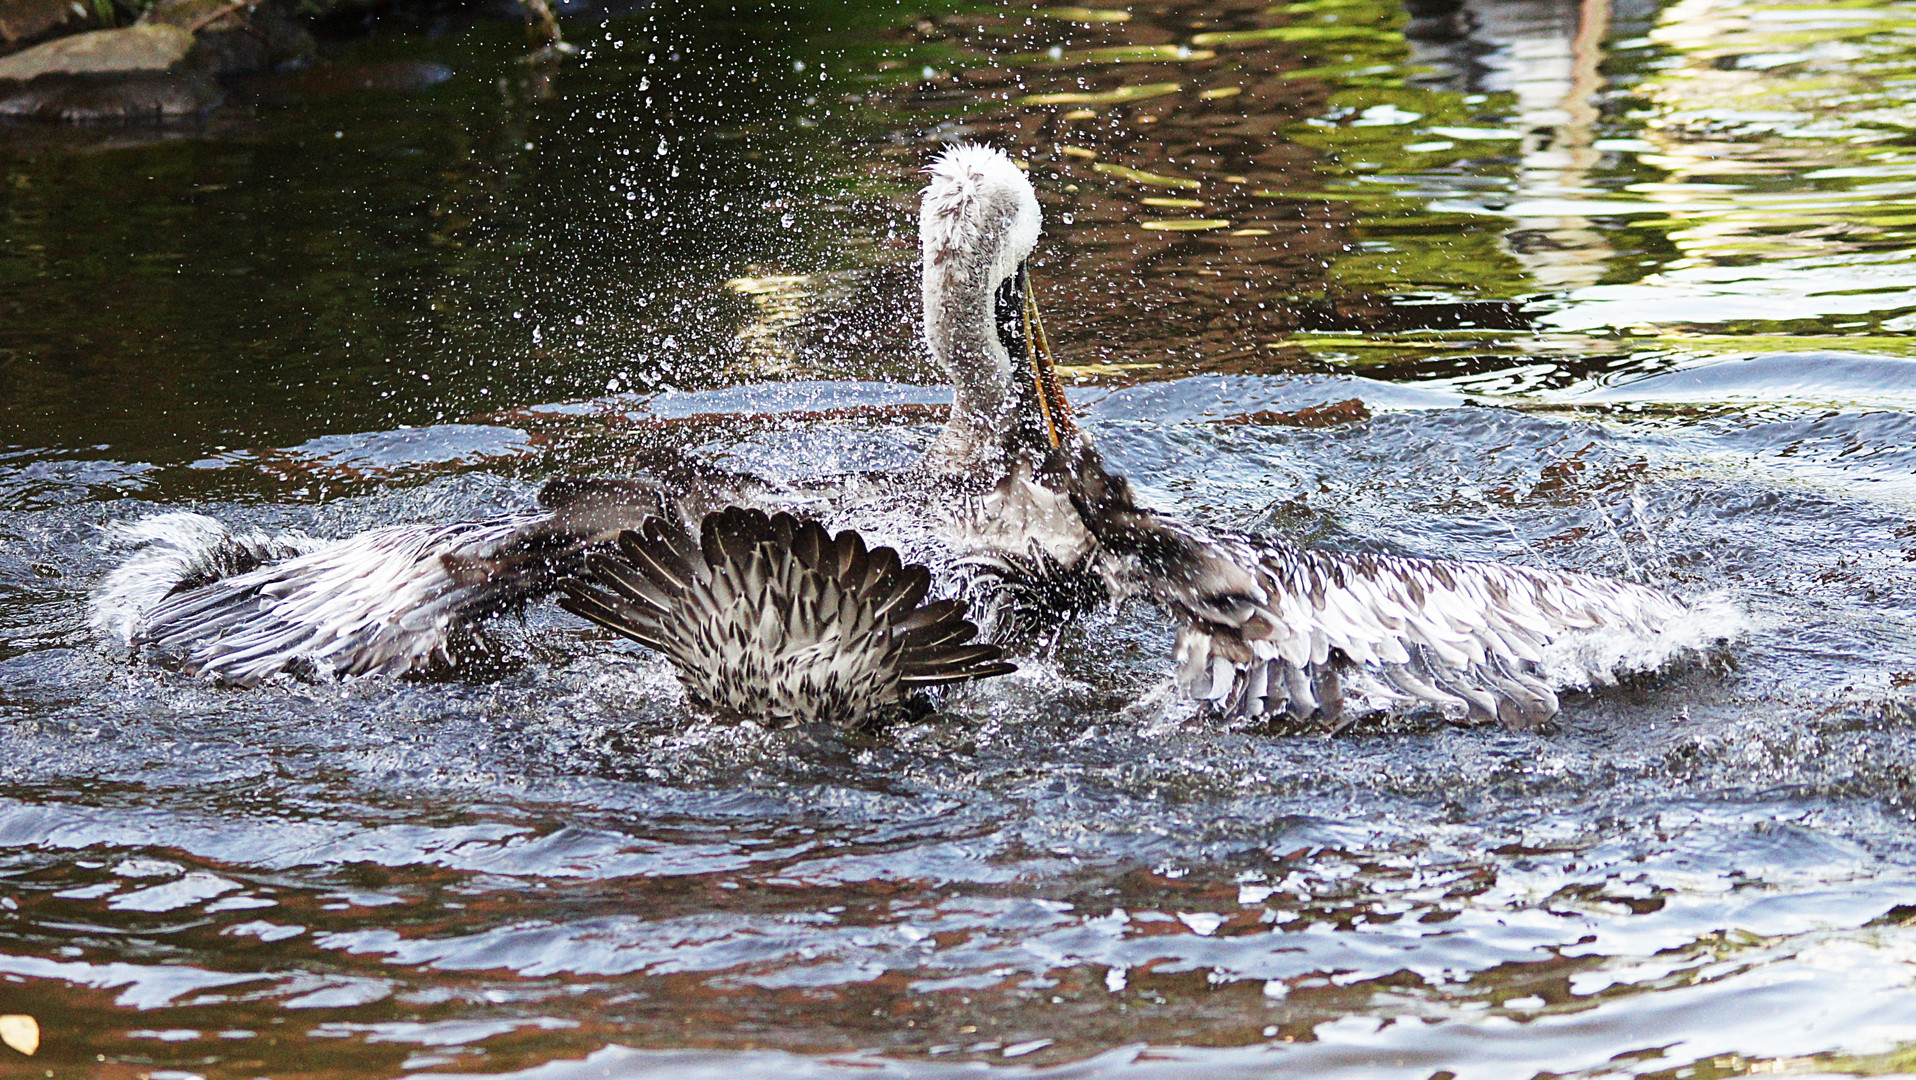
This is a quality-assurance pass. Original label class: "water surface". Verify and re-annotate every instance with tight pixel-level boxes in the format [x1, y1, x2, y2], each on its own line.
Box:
[5, 0, 1916, 1076]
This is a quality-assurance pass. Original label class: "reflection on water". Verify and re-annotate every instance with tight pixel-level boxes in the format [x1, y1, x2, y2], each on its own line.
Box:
[7, 0, 1916, 1076]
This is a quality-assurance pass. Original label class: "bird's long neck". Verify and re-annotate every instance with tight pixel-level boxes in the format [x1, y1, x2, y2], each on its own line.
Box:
[923, 248, 1014, 476]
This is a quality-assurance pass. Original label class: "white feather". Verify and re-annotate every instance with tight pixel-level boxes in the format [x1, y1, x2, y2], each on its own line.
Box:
[1100, 513, 1732, 730]
[121, 513, 542, 686]
[90, 512, 324, 645]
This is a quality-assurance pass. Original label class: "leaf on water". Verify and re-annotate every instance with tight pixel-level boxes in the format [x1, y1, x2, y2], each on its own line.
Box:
[1141, 219, 1231, 231]
[1093, 162, 1201, 188]
[1061, 45, 1215, 64]
[0, 1015, 38, 1056]
[1019, 82, 1181, 106]
[1190, 25, 1395, 46]
[1036, 7, 1131, 22]
[1141, 197, 1206, 208]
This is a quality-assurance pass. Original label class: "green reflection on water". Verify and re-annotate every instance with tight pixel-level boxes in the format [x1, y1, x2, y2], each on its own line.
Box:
[12, 0, 1916, 478]
[0, 2, 971, 470]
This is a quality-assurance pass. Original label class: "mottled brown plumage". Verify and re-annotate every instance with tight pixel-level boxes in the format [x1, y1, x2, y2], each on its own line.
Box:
[558, 508, 1014, 727]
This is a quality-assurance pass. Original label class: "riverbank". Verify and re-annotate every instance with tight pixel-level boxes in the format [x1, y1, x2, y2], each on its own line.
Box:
[0, 0, 565, 121]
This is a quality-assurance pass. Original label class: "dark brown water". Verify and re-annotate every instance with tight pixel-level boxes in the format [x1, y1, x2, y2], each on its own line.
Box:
[6, 0, 1916, 1076]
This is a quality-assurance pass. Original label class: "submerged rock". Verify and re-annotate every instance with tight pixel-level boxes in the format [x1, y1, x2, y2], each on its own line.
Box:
[0, 23, 220, 120]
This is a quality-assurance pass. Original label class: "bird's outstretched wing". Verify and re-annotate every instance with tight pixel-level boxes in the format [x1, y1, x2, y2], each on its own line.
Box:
[559, 507, 1015, 727]
[91, 457, 907, 688]
[116, 514, 550, 686]
[1073, 463, 1699, 730]
[90, 513, 327, 647]
[94, 477, 691, 686]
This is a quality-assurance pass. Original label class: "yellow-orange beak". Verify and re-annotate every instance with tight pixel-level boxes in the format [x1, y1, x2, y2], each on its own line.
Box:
[1020, 264, 1075, 449]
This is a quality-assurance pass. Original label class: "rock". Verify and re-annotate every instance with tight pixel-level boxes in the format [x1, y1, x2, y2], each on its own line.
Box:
[0, 24, 221, 120]
[0, 22, 193, 78]
[0, 0, 96, 53]
[141, 0, 314, 77]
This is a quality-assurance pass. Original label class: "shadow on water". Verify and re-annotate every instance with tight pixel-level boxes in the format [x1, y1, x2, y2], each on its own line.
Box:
[6, 0, 1916, 1076]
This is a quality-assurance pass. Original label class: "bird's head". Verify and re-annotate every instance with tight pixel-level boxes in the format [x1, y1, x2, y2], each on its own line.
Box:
[919, 144, 1076, 471]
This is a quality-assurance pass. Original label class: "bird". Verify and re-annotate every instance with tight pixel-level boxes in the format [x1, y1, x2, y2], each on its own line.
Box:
[90, 143, 1715, 730]
[87, 143, 1084, 709]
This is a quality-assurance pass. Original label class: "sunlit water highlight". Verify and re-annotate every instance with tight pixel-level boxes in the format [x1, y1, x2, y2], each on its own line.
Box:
[5, 0, 1916, 1076]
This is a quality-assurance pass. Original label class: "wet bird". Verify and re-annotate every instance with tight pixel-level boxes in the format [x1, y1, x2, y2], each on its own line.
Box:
[89, 143, 1079, 716]
[92, 143, 1711, 730]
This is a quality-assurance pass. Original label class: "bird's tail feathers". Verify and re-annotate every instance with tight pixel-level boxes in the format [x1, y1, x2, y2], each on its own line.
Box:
[98, 512, 543, 686]
[90, 512, 325, 646]
[560, 507, 1015, 726]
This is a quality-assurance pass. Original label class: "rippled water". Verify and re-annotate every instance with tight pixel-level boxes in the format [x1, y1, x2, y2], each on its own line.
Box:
[6, 0, 1916, 1076]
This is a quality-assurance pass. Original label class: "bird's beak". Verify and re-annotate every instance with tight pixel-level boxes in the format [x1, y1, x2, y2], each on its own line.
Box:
[1019, 262, 1075, 449]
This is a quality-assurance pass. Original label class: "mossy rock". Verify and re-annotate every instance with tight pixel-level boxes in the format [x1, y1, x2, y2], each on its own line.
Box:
[0, 23, 220, 120]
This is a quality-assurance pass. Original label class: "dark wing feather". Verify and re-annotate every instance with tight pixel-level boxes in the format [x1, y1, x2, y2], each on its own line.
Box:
[899, 619, 978, 653]
[557, 582, 672, 652]
[894, 597, 967, 634]
[859, 546, 903, 601]
[870, 564, 933, 624]
[901, 642, 1012, 678]
[640, 515, 704, 579]
[583, 548, 674, 614]
[615, 529, 693, 594]
[788, 516, 830, 572]
[896, 599, 980, 653]
[566, 510, 1014, 724]
[831, 529, 867, 585]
